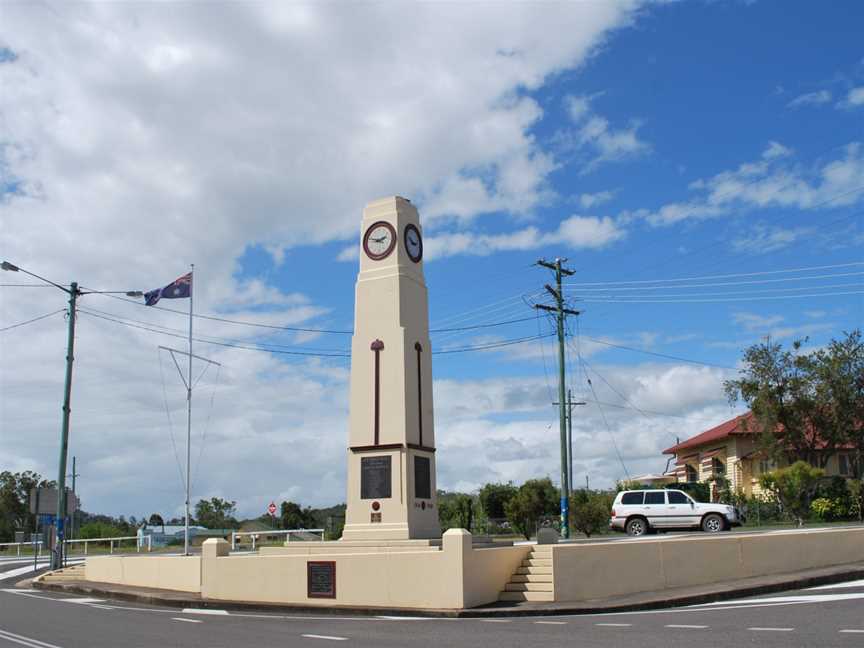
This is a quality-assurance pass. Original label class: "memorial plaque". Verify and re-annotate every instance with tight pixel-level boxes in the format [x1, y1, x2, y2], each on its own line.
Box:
[414, 455, 431, 500]
[307, 561, 336, 599]
[360, 455, 391, 499]
[370, 512, 382, 523]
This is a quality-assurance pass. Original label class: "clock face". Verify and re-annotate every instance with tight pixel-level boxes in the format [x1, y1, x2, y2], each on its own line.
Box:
[404, 223, 423, 263]
[362, 221, 397, 260]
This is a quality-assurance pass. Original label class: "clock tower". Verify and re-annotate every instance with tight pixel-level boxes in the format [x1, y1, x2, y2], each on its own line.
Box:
[341, 196, 440, 541]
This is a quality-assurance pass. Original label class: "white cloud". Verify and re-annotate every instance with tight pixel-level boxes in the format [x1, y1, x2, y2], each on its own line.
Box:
[556, 93, 650, 171]
[638, 141, 864, 227]
[0, 1, 647, 516]
[786, 89, 832, 108]
[732, 312, 785, 331]
[421, 215, 625, 260]
[731, 223, 815, 254]
[578, 190, 615, 208]
[839, 86, 864, 109]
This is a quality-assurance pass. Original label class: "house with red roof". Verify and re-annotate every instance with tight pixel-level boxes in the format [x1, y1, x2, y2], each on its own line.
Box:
[663, 412, 857, 500]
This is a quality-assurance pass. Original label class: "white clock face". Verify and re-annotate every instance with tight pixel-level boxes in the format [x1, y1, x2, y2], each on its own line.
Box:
[404, 224, 423, 262]
[363, 221, 396, 260]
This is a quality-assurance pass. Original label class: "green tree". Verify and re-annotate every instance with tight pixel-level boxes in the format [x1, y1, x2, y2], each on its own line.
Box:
[148, 513, 165, 530]
[194, 497, 238, 529]
[759, 461, 824, 527]
[478, 482, 517, 520]
[725, 332, 863, 469]
[79, 521, 123, 539]
[570, 490, 612, 538]
[279, 501, 316, 529]
[0, 471, 54, 542]
[504, 478, 559, 540]
[437, 492, 476, 531]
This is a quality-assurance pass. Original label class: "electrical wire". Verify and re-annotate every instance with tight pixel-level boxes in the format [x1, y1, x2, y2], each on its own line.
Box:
[577, 338, 736, 370]
[569, 282, 864, 300]
[158, 347, 188, 491]
[563, 261, 864, 287]
[0, 309, 66, 332]
[433, 333, 555, 355]
[565, 271, 864, 291]
[579, 289, 864, 304]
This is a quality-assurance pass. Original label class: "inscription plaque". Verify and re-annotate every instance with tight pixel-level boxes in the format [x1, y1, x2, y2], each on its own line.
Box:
[414, 455, 431, 500]
[307, 561, 336, 598]
[361, 456, 391, 499]
[370, 512, 382, 523]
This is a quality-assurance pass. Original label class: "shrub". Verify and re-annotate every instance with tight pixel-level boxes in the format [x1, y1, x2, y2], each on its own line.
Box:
[505, 478, 559, 540]
[570, 490, 613, 538]
[759, 461, 824, 527]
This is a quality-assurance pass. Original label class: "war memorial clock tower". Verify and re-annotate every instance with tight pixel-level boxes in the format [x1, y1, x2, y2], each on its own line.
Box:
[341, 196, 440, 541]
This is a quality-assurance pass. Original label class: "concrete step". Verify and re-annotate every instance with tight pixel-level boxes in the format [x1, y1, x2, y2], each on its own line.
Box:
[498, 591, 555, 602]
[504, 582, 553, 592]
[514, 566, 552, 575]
[522, 558, 552, 567]
[509, 573, 553, 583]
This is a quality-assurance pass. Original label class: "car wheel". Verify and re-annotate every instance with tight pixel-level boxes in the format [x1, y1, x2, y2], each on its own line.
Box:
[702, 513, 725, 533]
[625, 517, 649, 537]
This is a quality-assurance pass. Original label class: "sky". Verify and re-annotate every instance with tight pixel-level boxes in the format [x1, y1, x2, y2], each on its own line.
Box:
[1, 0, 862, 520]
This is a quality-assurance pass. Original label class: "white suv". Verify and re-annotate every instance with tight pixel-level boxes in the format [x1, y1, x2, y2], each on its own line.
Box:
[610, 489, 743, 536]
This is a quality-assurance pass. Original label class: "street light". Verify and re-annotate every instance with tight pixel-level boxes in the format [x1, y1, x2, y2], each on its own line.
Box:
[2, 260, 141, 569]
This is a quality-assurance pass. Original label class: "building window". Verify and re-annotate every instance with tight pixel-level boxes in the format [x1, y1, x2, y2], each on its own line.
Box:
[759, 459, 772, 475]
[685, 464, 697, 482]
[712, 458, 725, 475]
[839, 454, 851, 476]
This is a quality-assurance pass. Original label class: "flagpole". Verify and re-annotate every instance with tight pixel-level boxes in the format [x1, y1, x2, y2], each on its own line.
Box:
[185, 263, 194, 556]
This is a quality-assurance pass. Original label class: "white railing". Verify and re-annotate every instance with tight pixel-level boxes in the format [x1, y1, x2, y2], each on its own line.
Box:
[230, 529, 325, 551]
[63, 535, 152, 555]
[0, 540, 44, 558]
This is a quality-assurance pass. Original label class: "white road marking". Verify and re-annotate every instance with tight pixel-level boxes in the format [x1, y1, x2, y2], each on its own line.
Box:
[534, 621, 567, 625]
[63, 598, 103, 605]
[595, 623, 632, 627]
[1, 589, 37, 594]
[181, 608, 229, 615]
[839, 629, 864, 633]
[665, 624, 708, 629]
[748, 627, 794, 632]
[0, 628, 64, 648]
[376, 616, 427, 621]
[171, 618, 203, 624]
[90, 605, 114, 610]
[481, 619, 511, 623]
[808, 579, 864, 591]
[301, 634, 348, 641]
[704, 592, 864, 606]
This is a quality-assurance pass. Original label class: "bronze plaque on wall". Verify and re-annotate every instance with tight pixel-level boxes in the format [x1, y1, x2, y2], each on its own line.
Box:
[361, 456, 391, 499]
[414, 455, 431, 500]
[307, 561, 336, 598]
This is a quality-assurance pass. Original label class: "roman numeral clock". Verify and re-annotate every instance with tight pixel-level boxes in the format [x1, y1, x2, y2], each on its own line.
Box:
[341, 196, 440, 541]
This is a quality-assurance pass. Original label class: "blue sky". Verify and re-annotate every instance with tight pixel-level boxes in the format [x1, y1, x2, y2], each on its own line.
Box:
[1, 1, 862, 517]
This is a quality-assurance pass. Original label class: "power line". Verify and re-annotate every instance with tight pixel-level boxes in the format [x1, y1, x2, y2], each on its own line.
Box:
[569, 282, 863, 299]
[579, 289, 864, 304]
[565, 261, 864, 287]
[565, 270, 864, 291]
[0, 309, 66, 332]
[429, 315, 538, 333]
[580, 337, 737, 370]
[433, 333, 555, 355]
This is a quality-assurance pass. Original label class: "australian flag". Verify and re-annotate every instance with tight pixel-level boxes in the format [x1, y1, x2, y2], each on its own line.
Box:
[144, 272, 192, 306]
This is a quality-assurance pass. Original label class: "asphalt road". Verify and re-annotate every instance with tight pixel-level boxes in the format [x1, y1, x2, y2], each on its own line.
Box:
[2, 573, 864, 648]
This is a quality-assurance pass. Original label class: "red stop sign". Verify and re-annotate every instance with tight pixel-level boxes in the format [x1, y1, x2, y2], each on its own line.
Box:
[267, 502, 277, 516]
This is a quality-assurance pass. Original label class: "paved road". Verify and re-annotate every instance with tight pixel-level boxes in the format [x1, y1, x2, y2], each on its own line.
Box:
[2, 574, 863, 647]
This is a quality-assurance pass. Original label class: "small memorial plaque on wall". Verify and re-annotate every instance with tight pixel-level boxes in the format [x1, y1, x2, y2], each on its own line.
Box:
[307, 561, 336, 599]
[361, 455, 391, 499]
[414, 455, 431, 500]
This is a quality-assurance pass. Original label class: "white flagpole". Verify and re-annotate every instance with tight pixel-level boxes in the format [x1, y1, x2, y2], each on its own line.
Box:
[185, 264, 194, 556]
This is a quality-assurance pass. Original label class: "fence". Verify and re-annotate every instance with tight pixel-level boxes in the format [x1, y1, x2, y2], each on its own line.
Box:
[64, 535, 152, 556]
[230, 529, 325, 551]
[0, 540, 45, 558]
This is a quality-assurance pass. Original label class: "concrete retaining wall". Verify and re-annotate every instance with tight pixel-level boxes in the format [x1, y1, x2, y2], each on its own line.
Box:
[552, 527, 864, 602]
[85, 555, 201, 593]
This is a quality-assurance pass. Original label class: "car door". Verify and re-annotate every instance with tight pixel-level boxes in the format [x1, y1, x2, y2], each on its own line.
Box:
[666, 490, 698, 528]
[643, 491, 667, 527]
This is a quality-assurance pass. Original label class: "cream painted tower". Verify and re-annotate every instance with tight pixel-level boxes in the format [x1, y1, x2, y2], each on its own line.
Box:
[342, 196, 440, 541]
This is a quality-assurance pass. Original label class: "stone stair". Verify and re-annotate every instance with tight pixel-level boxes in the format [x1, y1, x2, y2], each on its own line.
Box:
[498, 545, 553, 602]
[38, 563, 85, 584]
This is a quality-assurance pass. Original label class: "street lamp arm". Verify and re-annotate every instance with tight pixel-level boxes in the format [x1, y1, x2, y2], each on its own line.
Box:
[1, 261, 70, 293]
